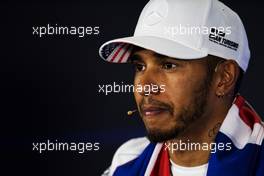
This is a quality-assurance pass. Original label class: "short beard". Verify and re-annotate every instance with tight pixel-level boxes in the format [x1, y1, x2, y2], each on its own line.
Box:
[146, 76, 211, 143]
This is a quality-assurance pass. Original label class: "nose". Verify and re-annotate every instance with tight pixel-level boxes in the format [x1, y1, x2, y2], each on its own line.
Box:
[136, 69, 161, 97]
[137, 83, 161, 97]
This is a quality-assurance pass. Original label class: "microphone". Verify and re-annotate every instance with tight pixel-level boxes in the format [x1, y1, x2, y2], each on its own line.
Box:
[127, 109, 137, 116]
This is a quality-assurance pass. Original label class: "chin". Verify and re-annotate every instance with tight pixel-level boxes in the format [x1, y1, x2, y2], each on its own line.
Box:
[142, 113, 173, 129]
[145, 125, 185, 143]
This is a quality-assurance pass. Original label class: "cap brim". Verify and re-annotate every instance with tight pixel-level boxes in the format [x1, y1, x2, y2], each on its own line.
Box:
[99, 36, 208, 63]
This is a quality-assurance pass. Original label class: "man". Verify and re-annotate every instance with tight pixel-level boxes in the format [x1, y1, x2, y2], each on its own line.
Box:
[99, 0, 264, 175]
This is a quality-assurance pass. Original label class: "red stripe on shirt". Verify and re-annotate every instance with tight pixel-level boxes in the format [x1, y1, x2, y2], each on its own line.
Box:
[235, 95, 261, 130]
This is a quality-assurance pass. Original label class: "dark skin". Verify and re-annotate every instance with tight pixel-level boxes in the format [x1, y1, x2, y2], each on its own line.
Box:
[131, 49, 240, 167]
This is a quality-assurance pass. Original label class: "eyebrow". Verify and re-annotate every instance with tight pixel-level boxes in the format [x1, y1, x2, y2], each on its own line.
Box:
[129, 53, 143, 63]
[153, 52, 169, 60]
[129, 51, 170, 63]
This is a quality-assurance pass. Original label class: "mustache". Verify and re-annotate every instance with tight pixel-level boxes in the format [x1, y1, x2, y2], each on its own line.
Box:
[139, 97, 173, 114]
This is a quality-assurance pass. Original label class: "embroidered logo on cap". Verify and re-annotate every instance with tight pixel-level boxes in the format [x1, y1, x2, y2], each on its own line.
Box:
[143, 0, 168, 26]
[209, 28, 239, 51]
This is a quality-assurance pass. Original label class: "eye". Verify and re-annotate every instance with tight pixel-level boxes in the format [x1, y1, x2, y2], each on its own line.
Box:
[162, 62, 178, 70]
[133, 63, 146, 72]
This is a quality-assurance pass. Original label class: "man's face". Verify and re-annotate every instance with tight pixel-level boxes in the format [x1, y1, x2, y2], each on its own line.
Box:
[131, 49, 213, 143]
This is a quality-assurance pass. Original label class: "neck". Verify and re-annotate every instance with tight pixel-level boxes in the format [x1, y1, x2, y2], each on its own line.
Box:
[167, 98, 233, 167]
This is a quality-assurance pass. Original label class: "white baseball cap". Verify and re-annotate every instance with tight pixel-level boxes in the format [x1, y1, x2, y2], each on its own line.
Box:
[99, 0, 250, 72]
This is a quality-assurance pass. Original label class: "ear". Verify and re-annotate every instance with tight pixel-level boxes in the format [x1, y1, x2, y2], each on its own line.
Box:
[214, 60, 240, 97]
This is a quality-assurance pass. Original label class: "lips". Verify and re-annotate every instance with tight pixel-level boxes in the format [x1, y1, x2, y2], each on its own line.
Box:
[141, 106, 169, 117]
